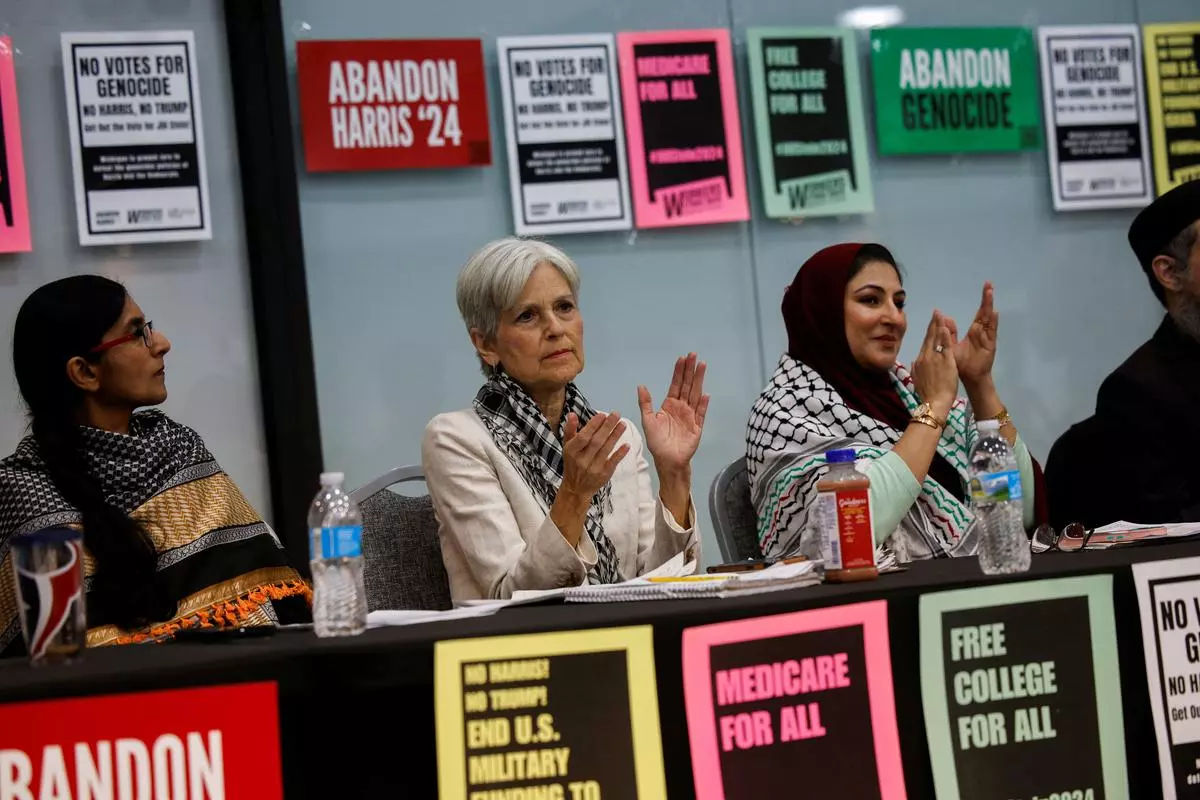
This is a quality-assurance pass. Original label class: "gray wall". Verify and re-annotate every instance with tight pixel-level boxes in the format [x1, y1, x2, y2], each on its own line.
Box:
[0, 2, 271, 517]
[280, 0, 1196, 563]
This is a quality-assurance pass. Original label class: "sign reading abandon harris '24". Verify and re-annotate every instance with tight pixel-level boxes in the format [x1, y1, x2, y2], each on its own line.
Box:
[871, 27, 1042, 154]
[295, 38, 492, 172]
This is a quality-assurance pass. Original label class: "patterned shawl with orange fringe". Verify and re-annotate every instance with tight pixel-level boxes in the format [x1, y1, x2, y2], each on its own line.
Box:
[0, 410, 310, 656]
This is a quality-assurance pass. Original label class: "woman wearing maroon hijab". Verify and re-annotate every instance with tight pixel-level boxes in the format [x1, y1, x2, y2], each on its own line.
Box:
[746, 243, 1038, 561]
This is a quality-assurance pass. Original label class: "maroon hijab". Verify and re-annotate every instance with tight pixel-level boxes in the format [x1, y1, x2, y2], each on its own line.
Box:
[783, 243, 966, 502]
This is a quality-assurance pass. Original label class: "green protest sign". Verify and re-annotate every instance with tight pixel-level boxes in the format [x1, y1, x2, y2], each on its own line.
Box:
[919, 576, 1128, 800]
[746, 28, 874, 218]
[870, 27, 1043, 154]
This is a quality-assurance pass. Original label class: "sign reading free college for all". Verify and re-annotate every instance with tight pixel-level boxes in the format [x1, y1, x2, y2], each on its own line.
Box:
[870, 27, 1043, 154]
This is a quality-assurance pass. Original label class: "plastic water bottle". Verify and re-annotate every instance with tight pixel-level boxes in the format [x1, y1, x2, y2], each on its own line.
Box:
[308, 472, 366, 636]
[970, 420, 1031, 575]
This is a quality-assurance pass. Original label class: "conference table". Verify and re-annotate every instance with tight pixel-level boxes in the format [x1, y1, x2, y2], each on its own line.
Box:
[2, 539, 1198, 798]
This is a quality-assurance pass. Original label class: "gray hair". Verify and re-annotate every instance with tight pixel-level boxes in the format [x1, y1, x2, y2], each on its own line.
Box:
[456, 237, 582, 375]
[1165, 220, 1199, 268]
[1155, 221, 1200, 306]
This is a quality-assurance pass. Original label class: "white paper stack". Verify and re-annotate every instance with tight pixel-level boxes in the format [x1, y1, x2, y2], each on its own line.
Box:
[558, 560, 822, 604]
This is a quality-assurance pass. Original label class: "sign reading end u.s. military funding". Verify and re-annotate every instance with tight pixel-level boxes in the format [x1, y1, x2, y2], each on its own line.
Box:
[920, 576, 1128, 800]
[1143, 23, 1200, 193]
[435, 626, 667, 800]
[1133, 557, 1200, 799]
[746, 28, 873, 218]
[870, 27, 1043, 155]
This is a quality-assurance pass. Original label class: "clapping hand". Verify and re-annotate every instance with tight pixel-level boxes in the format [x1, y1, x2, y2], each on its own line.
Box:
[638, 353, 710, 473]
[911, 311, 958, 415]
[948, 283, 999, 388]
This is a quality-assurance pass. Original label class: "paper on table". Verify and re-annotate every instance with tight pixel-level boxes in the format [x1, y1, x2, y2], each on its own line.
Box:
[1069, 520, 1200, 550]
[641, 550, 699, 579]
[565, 560, 821, 603]
[507, 552, 700, 604]
[1096, 520, 1200, 537]
[366, 604, 507, 628]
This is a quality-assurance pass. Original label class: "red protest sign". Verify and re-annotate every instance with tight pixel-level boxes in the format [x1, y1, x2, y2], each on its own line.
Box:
[296, 38, 492, 172]
[0, 682, 282, 799]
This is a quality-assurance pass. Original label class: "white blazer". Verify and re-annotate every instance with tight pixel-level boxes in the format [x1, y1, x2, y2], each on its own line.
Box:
[421, 409, 700, 601]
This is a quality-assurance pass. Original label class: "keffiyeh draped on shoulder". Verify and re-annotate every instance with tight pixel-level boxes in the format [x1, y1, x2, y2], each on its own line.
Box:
[0, 410, 310, 656]
[474, 373, 622, 584]
[746, 355, 980, 561]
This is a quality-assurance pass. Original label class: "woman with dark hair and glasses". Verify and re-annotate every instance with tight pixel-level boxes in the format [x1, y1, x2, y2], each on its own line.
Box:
[0, 276, 310, 656]
[747, 243, 1042, 563]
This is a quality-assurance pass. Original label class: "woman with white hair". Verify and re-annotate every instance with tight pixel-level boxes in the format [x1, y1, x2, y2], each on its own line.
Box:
[422, 237, 708, 600]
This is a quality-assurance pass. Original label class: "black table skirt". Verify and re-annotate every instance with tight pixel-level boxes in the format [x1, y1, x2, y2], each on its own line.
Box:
[3, 541, 1198, 798]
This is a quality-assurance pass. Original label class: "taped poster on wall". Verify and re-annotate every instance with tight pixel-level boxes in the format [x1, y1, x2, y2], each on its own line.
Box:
[617, 29, 749, 228]
[0, 36, 31, 253]
[498, 34, 631, 235]
[870, 27, 1043, 155]
[1037, 25, 1153, 211]
[1143, 23, 1200, 193]
[296, 38, 492, 173]
[61, 30, 212, 245]
[747, 27, 874, 218]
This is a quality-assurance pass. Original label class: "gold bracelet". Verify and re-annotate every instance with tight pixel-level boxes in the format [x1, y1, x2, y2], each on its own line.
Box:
[988, 406, 1014, 429]
[909, 414, 943, 432]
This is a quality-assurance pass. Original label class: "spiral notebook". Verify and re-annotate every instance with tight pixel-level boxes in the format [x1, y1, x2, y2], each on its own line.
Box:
[560, 561, 821, 603]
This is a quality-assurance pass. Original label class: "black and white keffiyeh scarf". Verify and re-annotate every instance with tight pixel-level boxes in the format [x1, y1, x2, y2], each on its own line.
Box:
[473, 373, 622, 584]
[746, 355, 978, 562]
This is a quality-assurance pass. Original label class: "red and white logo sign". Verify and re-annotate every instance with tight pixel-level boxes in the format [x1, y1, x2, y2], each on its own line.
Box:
[296, 38, 492, 172]
[0, 682, 281, 799]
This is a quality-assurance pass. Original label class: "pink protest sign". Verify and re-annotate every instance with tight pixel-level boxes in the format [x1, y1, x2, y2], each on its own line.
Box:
[617, 29, 749, 228]
[682, 600, 906, 799]
[0, 36, 31, 253]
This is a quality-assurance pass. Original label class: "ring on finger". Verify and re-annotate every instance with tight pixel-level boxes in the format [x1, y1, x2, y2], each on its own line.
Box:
[935, 344, 945, 353]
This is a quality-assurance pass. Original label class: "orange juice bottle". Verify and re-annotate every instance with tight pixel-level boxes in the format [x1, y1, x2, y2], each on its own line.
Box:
[814, 449, 878, 583]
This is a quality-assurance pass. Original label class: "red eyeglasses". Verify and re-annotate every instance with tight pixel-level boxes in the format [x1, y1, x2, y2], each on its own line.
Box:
[90, 320, 155, 354]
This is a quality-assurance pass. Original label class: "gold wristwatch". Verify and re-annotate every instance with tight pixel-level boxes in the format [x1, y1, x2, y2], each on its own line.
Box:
[910, 402, 947, 432]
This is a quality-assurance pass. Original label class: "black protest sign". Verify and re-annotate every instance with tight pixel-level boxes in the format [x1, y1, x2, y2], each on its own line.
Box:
[635, 40, 729, 203]
[682, 602, 905, 800]
[747, 28, 874, 217]
[618, 29, 749, 227]
[436, 627, 667, 800]
[920, 578, 1127, 800]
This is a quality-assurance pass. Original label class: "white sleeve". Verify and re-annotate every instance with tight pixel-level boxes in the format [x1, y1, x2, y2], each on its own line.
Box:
[422, 416, 595, 599]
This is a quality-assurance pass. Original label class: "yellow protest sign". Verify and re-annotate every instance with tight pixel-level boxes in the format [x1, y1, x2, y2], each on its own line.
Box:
[1144, 22, 1200, 192]
[435, 625, 666, 800]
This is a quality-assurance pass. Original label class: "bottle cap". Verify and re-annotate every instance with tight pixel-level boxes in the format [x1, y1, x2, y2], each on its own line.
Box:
[976, 420, 1001, 434]
[826, 449, 857, 464]
[319, 472, 345, 486]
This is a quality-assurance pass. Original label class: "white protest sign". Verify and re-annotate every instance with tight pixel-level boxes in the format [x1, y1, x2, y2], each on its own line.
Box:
[61, 30, 212, 245]
[1133, 556, 1200, 799]
[497, 34, 632, 235]
[1037, 25, 1153, 211]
